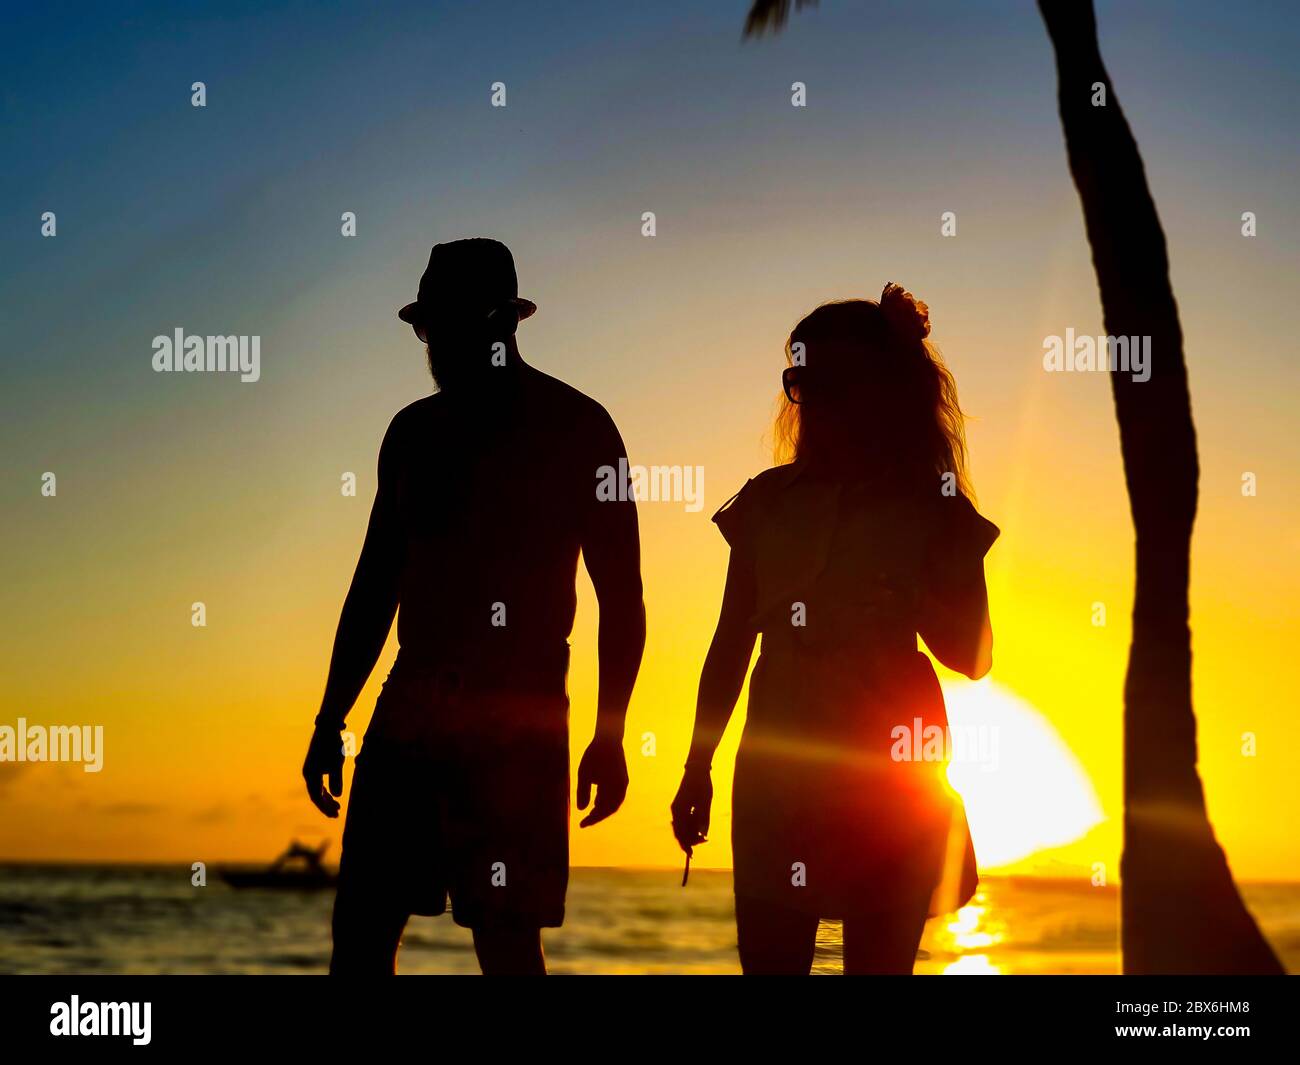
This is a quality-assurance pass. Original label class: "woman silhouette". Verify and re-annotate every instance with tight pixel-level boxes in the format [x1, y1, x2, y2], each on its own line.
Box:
[672, 284, 997, 974]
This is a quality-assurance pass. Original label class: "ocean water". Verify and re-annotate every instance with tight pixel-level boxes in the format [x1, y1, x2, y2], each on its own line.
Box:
[1, 864, 1296, 975]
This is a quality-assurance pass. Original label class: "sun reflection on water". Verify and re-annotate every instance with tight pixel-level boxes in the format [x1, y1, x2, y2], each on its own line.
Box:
[947, 903, 998, 949]
[943, 954, 1001, 975]
[936, 897, 1005, 974]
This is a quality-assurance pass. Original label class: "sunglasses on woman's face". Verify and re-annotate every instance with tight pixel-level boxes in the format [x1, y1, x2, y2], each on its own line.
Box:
[782, 365, 806, 404]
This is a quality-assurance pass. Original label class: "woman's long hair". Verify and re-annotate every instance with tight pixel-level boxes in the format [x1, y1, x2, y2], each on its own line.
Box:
[773, 284, 973, 500]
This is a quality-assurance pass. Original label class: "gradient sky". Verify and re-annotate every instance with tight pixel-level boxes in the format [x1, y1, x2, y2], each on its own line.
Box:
[2, 1, 1297, 880]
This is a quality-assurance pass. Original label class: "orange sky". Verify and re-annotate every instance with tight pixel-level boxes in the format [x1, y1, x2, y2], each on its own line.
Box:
[2, 1, 1297, 881]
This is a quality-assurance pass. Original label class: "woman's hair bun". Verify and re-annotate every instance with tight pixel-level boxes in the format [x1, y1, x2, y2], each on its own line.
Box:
[880, 282, 931, 343]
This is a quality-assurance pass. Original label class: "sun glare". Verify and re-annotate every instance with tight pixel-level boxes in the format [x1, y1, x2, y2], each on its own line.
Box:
[940, 679, 1104, 867]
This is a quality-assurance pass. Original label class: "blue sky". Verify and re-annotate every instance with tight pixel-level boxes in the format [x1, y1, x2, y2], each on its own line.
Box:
[2, 1, 1298, 871]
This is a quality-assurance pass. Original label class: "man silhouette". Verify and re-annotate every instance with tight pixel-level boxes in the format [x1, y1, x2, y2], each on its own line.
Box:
[303, 238, 645, 974]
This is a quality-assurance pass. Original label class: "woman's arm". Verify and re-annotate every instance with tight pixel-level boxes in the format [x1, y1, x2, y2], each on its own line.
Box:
[918, 559, 992, 681]
[671, 544, 757, 854]
[685, 547, 758, 768]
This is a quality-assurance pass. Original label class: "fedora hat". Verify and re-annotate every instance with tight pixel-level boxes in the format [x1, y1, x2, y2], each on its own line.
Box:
[398, 238, 536, 326]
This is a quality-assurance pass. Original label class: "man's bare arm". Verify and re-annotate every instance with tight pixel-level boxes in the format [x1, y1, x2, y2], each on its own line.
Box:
[303, 418, 403, 816]
[584, 504, 646, 743]
[316, 429, 403, 728]
[575, 416, 645, 827]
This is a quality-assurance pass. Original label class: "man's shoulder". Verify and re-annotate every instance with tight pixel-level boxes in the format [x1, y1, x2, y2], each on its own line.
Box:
[385, 393, 442, 435]
[392, 392, 442, 422]
[376, 395, 442, 466]
[526, 367, 618, 431]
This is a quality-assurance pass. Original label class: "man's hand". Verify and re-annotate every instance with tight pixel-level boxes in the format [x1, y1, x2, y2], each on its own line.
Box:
[670, 765, 712, 856]
[576, 736, 628, 828]
[302, 724, 345, 818]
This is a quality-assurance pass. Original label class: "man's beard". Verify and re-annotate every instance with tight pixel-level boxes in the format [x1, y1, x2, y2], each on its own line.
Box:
[426, 345, 448, 390]
[427, 346, 475, 392]
[427, 343, 512, 394]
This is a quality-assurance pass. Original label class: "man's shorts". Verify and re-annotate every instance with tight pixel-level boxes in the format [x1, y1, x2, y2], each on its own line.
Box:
[336, 659, 571, 929]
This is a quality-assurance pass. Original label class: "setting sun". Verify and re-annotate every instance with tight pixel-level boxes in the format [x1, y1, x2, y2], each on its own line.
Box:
[942, 680, 1105, 868]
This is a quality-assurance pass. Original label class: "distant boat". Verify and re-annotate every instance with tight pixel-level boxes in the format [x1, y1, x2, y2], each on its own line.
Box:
[220, 841, 337, 890]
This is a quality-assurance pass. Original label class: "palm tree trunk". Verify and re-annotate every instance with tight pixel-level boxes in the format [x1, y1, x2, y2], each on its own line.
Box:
[1037, 0, 1281, 973]
[742, 0, 1282, 975]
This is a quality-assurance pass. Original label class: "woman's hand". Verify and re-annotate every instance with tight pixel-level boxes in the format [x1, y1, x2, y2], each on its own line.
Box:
[671, 764, 713, 855]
